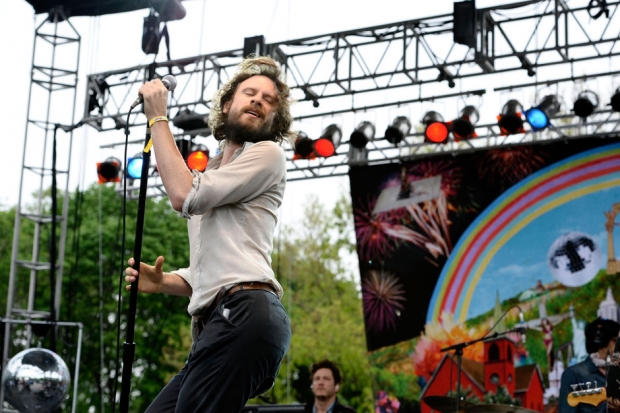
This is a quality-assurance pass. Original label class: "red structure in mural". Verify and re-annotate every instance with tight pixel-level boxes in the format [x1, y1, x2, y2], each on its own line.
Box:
[420, 338, 545, 413]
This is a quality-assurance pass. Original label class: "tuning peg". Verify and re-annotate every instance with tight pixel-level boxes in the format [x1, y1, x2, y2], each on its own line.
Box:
[586, 382, 592, 390]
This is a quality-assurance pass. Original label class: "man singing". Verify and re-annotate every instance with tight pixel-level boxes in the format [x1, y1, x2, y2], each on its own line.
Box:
[125, 56, 294, 413]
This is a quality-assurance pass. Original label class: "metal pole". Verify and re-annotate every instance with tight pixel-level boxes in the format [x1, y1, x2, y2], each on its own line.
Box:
[119, 127, 153, 413]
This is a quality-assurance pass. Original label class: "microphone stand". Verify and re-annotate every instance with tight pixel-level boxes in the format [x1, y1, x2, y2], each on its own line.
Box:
[440, 328, 523, 413]
[119, 126, 153, 413]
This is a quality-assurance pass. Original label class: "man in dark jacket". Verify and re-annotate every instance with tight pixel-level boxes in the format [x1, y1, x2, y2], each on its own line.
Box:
[559, 317, 620, 413]
[304, 360, 356, 413]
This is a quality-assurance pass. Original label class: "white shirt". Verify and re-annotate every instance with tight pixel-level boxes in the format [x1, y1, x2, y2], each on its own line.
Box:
[171, 141, 286, 320]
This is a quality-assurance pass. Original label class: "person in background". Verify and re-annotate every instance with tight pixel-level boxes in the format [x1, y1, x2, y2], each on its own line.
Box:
[304, 360, 356, 413]
[559, 317, 620, 413]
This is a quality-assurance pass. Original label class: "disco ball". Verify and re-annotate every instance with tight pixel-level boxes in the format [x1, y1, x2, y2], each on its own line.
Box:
[2, 348, 71, 413]
[547, 231, 602, 287]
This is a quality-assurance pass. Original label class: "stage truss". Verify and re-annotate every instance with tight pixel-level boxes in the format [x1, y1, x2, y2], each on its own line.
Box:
[83, 0, 620, 196]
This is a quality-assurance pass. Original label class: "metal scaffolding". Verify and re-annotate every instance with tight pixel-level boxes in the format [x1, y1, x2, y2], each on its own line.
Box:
[2, 7, 82, 413]
[84, 0, 620, 191]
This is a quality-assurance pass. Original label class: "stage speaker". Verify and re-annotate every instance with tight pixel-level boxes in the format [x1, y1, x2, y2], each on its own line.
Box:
[244, 35, 266, 58]
[453, 1, 477, 48]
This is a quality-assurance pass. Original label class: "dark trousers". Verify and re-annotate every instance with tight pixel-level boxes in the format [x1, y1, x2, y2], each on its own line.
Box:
[144, 290, 291, 413]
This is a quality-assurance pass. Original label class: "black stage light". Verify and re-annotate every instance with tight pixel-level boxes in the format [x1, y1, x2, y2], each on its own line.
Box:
[498, 100, 525, 135]
[451, 106, 479, 141]
[573, 90, 599, 118]
[611, 87, 620, 112]
[97, 157, 121, 184]
[349, 121, 376, 149]
[293, 132, 315, 160]
[385, 117, 411, 145]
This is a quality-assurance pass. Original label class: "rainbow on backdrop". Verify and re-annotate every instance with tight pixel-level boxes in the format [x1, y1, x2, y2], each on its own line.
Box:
[427, 143, 620, 323]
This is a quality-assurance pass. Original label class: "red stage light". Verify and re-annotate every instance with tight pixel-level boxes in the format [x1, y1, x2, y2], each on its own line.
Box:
[187, 150, 209, 171]
[314, 138, 335, 157]
[313, 125, 341, 157]
[425, 122, 449, 143]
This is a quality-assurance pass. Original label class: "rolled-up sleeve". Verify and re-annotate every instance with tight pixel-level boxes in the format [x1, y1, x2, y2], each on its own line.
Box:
[180, 171, 202, 219]
[181, 142, 286, 217]
[170, 267, 192, 288]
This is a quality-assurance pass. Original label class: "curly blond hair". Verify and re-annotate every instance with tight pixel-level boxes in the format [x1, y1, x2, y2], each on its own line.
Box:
[208, 55, 295, 146]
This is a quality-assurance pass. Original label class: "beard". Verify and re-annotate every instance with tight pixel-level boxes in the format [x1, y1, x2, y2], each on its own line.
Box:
[221, 108, 275, 145]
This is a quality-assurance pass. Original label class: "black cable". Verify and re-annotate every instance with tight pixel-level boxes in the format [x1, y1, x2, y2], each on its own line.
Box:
[111, 108, 133, 413]
[59, 187, 84, 349]
[480, 304, 524, 339]
[50, 126, 58, 352]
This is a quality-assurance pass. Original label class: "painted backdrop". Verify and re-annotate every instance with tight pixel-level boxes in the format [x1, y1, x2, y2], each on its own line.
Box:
[349, 137, 620, 353]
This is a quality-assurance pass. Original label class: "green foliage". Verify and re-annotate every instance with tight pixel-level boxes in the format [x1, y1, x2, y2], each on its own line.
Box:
[0, 184, 191, 412]
[0, 206, 16, 312]
[266, 195, 374, 412]
[0, 186, 374, 412]
[62, 185, 192, 412]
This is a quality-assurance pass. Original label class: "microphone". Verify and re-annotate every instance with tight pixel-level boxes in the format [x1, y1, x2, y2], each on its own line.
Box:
[130, 75, 178, 109]
[519, 312, 527, 344]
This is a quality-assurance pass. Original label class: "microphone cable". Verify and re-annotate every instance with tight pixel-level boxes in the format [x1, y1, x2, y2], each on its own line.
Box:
[110, 106, 135, 413]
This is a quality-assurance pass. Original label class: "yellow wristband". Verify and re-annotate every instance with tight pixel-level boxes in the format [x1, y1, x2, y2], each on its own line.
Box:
[148, 116, 169, 128]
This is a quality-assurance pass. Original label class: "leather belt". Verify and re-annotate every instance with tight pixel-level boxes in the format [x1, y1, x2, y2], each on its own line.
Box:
[226, 281, 277, 297]
[196, 282, 278, 334]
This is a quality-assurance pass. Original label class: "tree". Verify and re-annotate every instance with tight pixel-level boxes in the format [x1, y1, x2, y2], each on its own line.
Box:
[59, 184, 192, 412]
[266, 195, 374, 412]
[0, 184, 191, 413]
[0, 186, 374, 412]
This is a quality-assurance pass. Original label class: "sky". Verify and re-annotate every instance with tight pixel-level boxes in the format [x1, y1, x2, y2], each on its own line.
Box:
[0, 0, 457, 219]
[0, 0, 529, 227]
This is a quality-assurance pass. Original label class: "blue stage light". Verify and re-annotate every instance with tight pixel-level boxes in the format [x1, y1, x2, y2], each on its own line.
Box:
[525, 108, 549, 131]
[525, 95, 561, 132]
[127, 156, 143, 179]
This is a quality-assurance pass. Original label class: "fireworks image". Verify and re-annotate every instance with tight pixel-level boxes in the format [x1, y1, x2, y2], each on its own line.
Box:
[355, 197, 431, 261]
[355, 160, 463, 263]
[362, 270, 407, 333]
[478, 146, 547, 190]
[354, 198, 398, 261]
[404, 193, 451, 258]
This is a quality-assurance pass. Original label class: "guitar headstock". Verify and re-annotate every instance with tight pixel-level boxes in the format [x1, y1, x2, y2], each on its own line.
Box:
[567, 386, 606, 407]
